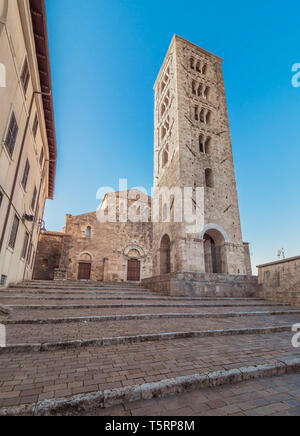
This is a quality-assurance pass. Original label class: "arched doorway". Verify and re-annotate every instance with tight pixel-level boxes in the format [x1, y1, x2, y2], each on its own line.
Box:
[78, 253, 92, 280]
[160, 234, 171, 274]
[203, 230, 227, 274]
[127, 249, 141, 282]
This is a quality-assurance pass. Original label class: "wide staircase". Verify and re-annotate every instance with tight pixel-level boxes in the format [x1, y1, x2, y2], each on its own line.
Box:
[0, 280, 299, 416]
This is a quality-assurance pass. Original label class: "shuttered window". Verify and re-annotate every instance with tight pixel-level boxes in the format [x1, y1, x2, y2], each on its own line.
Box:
[31, 186, 37, 211]
[8, 215, 20, 250]
[27, 242, 33, 265]
[32, 113, 38, 139]
[21, 58, 30, 95]
[21, 232, 29, 260]
[39, 148, 44, 167]
[4, 112, 19, 157]
[21, 159, 30, 190]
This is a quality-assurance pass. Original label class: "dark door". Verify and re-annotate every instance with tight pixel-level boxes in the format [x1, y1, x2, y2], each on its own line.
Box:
[127, 259, 141, 282]
[78, 263, 91, 280]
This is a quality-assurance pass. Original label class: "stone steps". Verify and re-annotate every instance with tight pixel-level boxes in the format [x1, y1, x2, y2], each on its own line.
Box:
[0, 280, 299, 415]
[5, 309, 300, 325]
[7, 305, 295, 321]
[1, 318, 297, 347]
[0, 331, 298, 412]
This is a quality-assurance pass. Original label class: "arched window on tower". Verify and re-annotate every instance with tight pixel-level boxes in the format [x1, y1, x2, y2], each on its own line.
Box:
[205, 110, 212, 125]
[197, 84, 203, 97]
[192, 80, 196, 95]
[205, 137, 211, 154]
[86, 226, 91, 238]
[205, 168, 214, 188]
[200, 109, 205, 123]
[203, 87, 209, 100]
[199, 135, 205, 153]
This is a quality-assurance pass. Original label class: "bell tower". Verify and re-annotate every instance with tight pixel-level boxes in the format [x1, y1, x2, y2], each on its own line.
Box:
[152, 35, 252, 276]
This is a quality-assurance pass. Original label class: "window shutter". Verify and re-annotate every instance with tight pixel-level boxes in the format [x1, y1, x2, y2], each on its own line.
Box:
[8, 215, 20, 250]
[21, 232, 29, 259]
[21, 58, 30, 95]
[31, 186, 37, 211]
[4, 112, 19, 156]
[21, 159, 30, 190]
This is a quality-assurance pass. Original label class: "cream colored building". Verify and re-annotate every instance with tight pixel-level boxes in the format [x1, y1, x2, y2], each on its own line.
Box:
[0, 0, 56, 287]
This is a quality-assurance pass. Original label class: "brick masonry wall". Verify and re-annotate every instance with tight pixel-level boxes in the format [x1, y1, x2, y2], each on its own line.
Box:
[258, 256, 300, 305]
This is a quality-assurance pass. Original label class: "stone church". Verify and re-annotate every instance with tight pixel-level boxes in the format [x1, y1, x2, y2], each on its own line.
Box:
[34, 36, 255, 296]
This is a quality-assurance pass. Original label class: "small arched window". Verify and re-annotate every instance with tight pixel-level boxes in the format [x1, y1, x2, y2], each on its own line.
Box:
[205, 168, 214, 188]
[86, 226, 91, 238]
[200, 109, 205, 123]
[205, 137, 211, 154]
[192, 80, 196, 95]
[199, 135, 205, 153]
[206, 111, 212, 125]
[190, 58, 195, 70]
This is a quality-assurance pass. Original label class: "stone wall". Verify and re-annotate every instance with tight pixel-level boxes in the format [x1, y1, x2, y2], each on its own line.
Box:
[33, 232, 65, 281]
[257, 256, 300, 305]
[142, 272, 261, 298]
[152, 35, 252, 277]
[61, 191, 153, 282]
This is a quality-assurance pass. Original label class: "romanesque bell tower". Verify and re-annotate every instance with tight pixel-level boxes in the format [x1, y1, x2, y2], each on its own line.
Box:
[152, 35, 252, 277]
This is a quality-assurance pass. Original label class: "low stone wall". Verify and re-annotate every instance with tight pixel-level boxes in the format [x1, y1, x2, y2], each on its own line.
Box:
[53, 268, 68, 281]
[257, 256, 300, 306]
[142, 272, 261, 298]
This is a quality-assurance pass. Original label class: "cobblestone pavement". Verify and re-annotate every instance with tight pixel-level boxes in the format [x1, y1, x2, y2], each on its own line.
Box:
[0, 332, 298, 408]
[85, 373, 300, 416]
[0, 282, 299, 415]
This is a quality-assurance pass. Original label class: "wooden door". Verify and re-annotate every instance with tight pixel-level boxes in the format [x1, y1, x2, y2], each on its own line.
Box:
[78, 263, 91, 280]
[127, 259, 140, 282]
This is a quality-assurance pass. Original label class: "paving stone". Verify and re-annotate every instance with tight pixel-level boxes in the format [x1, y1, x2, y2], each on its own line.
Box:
[1, 283, 300, 416]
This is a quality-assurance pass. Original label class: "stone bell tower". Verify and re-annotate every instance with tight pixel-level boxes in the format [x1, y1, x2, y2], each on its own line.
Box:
[152, 35, 252, 277]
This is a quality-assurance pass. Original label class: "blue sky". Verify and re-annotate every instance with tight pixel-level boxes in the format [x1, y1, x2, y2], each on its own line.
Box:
[44, 0, 300, 272]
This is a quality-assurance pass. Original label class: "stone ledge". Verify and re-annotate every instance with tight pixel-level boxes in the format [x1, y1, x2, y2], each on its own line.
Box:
[142, 272, 262, 298]
[1, 358, 299, 416]
[0, 325, 293, 354]
[4, 310, 300, 326]
[7, 301, 288, 311]
[0, 305, 10, 316]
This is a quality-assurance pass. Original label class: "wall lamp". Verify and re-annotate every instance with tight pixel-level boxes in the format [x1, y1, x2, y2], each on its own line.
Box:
[23, 214, 47, 235]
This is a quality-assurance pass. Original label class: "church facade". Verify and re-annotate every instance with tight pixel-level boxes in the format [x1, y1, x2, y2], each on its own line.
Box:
[34, 36, 253, 286]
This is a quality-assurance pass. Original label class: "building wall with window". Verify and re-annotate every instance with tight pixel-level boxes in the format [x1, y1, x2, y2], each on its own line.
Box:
[34, 191, 153, 283]
[60, 191, 153, 283]
[0, 0, 56, 287]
